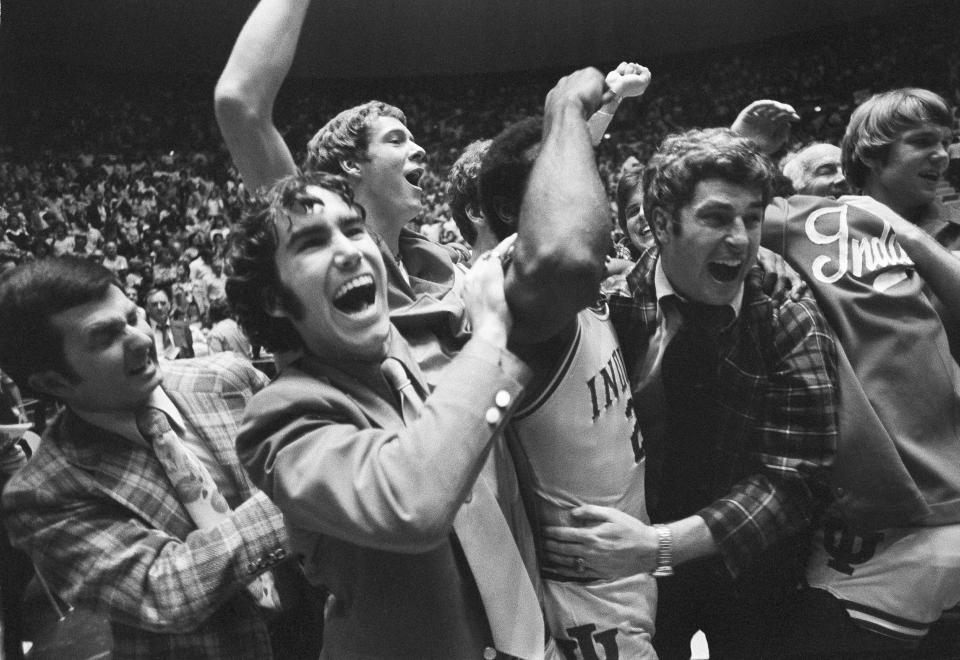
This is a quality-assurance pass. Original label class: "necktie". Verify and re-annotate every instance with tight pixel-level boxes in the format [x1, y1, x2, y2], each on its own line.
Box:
[657, 296, 728, 520]
[157, 323, 172, 349]
[661, 297, 726, 404]
[136, 406, 280, 612]
[381, 358, 545, 660]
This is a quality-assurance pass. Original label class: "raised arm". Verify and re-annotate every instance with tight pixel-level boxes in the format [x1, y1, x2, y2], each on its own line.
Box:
[214, 0, 310, 193]
[506, 68, 611, 344]
[587, 62, 652, 146]
[730, 99, 800, 156]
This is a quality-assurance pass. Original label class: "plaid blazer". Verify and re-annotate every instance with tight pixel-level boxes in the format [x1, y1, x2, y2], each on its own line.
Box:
[2, 353, 291, 659]
[608, 247, 839, 578]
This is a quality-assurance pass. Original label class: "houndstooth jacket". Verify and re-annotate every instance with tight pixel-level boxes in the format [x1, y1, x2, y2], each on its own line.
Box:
[2, 353, 291, 659]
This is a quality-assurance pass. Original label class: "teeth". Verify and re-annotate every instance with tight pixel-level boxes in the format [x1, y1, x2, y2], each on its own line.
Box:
[335, 274, 374, 300]
[708, 259, 744, 283]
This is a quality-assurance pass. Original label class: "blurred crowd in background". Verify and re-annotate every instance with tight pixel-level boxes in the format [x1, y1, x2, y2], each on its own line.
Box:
[1, 5, 959, 341]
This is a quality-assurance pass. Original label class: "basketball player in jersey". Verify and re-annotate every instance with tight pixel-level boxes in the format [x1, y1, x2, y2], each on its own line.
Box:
[449, 103, 658, 660]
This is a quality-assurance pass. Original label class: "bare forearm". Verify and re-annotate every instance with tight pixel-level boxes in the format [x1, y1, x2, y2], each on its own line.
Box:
[667, 515, 718, 565]
[624, 514, 719, 573]
[215, 0, 311, 116]
[508, 97, 609, 342]
[632, 515, 718, 572]
[214, 0, 309, 191]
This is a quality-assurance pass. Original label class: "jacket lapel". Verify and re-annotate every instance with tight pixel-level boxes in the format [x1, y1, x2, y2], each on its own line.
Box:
[57, 411, 194, 536]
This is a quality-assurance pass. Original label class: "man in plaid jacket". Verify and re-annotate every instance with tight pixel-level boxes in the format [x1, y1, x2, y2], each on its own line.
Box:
[542, 129, 839, 658]
[0, 257, 312, 659]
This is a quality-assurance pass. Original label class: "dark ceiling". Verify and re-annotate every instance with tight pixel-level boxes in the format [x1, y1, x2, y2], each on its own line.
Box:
[0, 0, 942, 78]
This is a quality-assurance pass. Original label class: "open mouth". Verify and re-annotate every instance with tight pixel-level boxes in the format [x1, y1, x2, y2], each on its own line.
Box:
[919, 171, 941, 184]
[128, 352, 156, 377]
[707, 260, 742, 282]
[333, 274, 376, 314]
[404, 167, 424, 188]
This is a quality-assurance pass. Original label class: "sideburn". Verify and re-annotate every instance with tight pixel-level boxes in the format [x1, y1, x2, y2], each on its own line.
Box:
[275, 282, 306, 321]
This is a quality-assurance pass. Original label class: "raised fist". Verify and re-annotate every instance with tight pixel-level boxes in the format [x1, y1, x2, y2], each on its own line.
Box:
[605, 62, 651, 99]
[731, 99, 800, 155]
[545, 67, 606, 118]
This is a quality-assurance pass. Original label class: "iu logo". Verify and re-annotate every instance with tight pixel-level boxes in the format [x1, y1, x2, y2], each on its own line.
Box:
[822, 517, 884, 576]
[557, 623, 619, 660]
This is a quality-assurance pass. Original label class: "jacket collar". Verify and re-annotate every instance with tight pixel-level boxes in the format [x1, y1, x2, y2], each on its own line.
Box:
[294, 328, 423, 431]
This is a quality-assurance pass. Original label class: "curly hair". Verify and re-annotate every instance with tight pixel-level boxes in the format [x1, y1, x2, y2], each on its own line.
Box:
[841, 88, 952, 190]
[643, 128, 777, 242]
[0, 257, 118, 387]
[303, 101, 406, 174]
[479, 116, 543, 242]
[226, 172, 365, 353]
[446, 139, 492, 247]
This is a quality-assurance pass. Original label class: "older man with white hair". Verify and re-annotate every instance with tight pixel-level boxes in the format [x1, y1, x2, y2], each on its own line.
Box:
[781, 143, 850, 197]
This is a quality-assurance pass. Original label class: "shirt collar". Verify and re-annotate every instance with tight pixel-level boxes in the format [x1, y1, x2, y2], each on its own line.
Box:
[72, 386, 185, 446]
[654, 256, 743, 320]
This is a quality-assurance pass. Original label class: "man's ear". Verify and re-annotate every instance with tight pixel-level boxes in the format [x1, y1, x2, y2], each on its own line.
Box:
[339, 158, 362, 178]
[493, 197, 518, 230]
[27, 371, 73, 399]
[651, 207, 672, 245]
[466, 204, 487, 230]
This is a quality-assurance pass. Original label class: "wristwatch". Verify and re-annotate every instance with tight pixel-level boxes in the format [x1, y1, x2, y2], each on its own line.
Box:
[651, 524, 675, 577]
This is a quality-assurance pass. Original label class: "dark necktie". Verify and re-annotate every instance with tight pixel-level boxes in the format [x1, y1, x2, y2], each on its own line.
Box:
[656, 296, 730, 520]
[157, 323, 172, 349]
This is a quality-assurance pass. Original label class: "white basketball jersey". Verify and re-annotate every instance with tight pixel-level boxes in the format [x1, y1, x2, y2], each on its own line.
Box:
[511, 305, 648, 528]
[510, 305, 657, 659]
